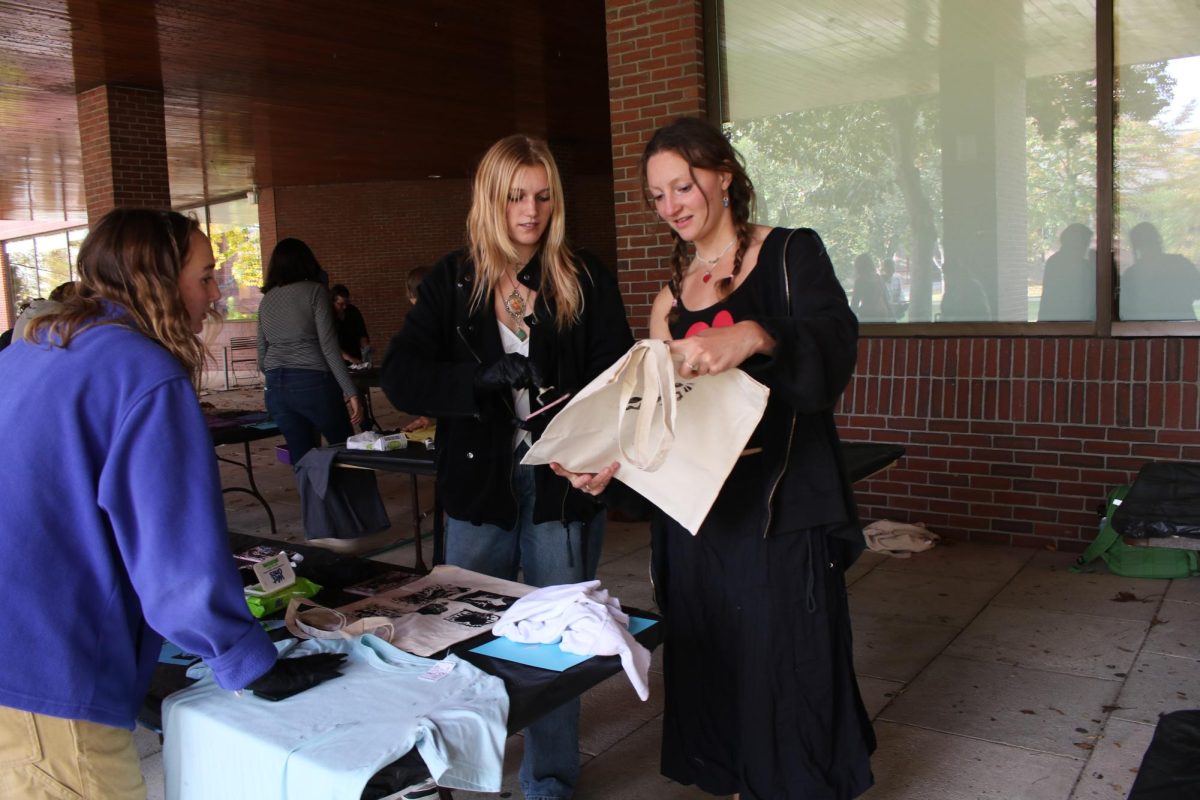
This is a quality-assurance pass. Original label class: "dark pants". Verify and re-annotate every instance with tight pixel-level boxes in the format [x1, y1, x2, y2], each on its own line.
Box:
[264, 368, 354, 466]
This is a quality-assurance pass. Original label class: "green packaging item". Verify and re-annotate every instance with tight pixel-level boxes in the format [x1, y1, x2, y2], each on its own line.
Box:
[245, 577, 322, 618]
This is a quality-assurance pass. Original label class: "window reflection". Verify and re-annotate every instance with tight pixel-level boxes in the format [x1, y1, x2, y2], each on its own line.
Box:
[721, 0, 1105, 323]
[1115, 8, 1200, 322]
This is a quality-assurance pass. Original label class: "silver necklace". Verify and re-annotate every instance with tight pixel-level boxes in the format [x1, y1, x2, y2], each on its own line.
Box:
[695, 237, 736, 283]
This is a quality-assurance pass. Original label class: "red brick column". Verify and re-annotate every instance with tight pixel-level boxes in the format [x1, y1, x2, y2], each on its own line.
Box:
[0, 248, 13, 329]
[77, 85, 171, 223]
[605, 0, 706, 335]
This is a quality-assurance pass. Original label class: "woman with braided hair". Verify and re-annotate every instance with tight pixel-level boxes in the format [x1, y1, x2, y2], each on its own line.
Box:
[555, 116, 874, 799]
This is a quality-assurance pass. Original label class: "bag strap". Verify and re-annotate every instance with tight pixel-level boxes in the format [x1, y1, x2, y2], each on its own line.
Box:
[1071, 520, 1121, 572]
[1071, 487, 1130, 572]
[615, 340, 676, 470]
[285, 597, 395, 641]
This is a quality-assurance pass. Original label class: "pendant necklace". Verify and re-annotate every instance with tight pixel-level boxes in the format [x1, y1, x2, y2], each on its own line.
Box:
[695, 237, 736, 283]
[503, 271, 529, 342]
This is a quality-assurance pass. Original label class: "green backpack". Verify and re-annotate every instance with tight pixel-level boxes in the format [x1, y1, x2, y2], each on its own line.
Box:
[1071, 486, 1200, 579]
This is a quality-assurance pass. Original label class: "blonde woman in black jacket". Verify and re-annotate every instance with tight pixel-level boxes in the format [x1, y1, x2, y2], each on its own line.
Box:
[381, 134, 632, 800]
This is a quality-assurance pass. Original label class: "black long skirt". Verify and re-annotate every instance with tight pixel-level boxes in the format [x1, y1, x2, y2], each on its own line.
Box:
[656, 456, 876, 800]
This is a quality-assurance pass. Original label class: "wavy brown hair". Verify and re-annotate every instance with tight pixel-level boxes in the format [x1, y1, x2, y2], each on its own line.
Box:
[25, 208, 208, 384]
[466, 134, 583, 331]
[639, 116, 756, 320]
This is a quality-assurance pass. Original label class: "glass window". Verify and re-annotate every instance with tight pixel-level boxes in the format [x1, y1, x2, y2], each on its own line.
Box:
[1114, 3, 1200, 322]
[204, 197, 262, 320]
[34, 233, 72, 298]
[720, 0, 1098, 323]
[5, 239, 37, 308]
[4, 227, 85, 320]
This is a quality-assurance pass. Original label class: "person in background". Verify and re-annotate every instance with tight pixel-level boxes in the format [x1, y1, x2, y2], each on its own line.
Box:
[331, 283, 376, 431]
[331, 283, 371, 365]
[399, 266, 433, 433]
[850, 253, 892, 322]
[9, 280, 79, 344]
[257, 238, 363, 466]
[0, 209, 338, 799]
[381, 134, 633, 800]
[1038, 223, 1094, 322]
[554, 116, 875, 800]
[881, 257, 907, 319]
[1120, 221, 1200, 321]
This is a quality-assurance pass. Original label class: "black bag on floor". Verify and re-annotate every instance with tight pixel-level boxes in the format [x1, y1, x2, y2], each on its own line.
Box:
[1127, 710, 1200, 799]
[1113, 462, 1200, 539]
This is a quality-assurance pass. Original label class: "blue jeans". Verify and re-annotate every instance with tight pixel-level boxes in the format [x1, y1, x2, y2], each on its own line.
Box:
[445, 447, 606, 800]
[264, 368, 354, 466]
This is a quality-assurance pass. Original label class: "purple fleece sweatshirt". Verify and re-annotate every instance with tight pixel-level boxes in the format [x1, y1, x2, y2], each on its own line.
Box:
[0, 316, 276, 729]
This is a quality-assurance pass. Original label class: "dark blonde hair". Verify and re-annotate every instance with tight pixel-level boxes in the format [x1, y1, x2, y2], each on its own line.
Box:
[26, 208, 208, 383]
[467, 134, 582, 330]
[639, 117, 756, 320]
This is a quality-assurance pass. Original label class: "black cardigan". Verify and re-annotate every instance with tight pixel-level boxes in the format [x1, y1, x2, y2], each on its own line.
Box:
[381, 248, 634, 529]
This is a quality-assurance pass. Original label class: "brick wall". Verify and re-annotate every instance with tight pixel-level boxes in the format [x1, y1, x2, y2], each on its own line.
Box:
[260, 173, 618, 350]
[606, 0, 706, 333]
[839, 338, 1200, 551]
[263, 179, 472, 350]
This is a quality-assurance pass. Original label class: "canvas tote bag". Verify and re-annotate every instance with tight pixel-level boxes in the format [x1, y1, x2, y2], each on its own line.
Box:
[522, 339, 769, 533]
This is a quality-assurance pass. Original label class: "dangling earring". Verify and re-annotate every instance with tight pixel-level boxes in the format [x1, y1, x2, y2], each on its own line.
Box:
[722, 193, 730, 208]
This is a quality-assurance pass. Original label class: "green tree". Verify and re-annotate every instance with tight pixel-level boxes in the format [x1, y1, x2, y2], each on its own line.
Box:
[212, 225, 263, 319]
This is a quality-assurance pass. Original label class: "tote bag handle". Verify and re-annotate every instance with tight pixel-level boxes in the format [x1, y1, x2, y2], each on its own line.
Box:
[285, 597, 395, 642]
[615, 340, 676, 471]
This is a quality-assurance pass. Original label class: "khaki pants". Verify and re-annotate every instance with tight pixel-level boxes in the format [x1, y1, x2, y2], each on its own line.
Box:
[0, 706, 145, 799]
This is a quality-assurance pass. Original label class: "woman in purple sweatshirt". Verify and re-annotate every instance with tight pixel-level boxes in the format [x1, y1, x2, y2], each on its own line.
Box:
[0, 209, 283, 798]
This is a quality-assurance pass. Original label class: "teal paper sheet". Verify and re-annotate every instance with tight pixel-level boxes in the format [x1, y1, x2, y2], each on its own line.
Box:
[470, 616, 657, 671]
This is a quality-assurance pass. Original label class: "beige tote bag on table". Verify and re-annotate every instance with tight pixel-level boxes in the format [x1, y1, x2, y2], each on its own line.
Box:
[522, 339, 768, 534]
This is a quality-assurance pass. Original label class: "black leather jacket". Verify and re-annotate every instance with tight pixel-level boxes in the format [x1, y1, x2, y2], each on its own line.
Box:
[381, 248, 634, 528]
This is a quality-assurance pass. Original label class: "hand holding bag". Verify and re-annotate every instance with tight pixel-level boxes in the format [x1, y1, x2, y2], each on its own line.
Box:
[522, 339, 769, 533]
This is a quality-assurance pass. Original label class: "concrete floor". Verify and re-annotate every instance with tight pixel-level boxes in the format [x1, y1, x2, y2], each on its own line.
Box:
[137, 382, 1200, 799]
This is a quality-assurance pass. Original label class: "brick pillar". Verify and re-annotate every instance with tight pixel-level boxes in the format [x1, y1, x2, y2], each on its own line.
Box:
[257, 186, 278, 269]
[77, 85, 171, 223]
[605, 0, 707, 335]
[1, 248, 13, 329]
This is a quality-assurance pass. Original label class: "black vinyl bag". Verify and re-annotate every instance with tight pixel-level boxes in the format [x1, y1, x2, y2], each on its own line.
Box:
[1111, 462, 1200, 539]
[1127, 710, 1200, 799]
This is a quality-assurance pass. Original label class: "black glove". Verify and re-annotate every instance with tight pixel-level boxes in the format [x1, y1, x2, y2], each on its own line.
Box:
[474, 353, 544, 394]
[246, 653, 348, 701]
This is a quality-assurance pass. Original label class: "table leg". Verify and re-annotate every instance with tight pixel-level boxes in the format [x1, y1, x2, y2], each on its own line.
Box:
[432, 486, 445, 567]
[362, 386, 377, 431]
[215, 442, 278, 535]
[410, 473, 427, 573]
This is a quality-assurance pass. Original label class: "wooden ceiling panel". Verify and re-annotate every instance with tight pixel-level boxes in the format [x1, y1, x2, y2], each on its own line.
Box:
[0, 0, 612, 234]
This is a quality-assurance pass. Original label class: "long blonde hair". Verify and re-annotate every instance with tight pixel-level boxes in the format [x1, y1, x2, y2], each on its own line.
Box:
[25, 208, 208, 384]
[466, 134, 582, 330]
